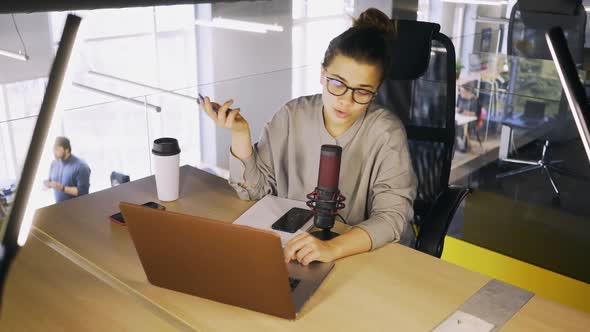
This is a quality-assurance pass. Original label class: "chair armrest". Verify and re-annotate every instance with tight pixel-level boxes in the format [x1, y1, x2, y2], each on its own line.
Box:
[415, 185, 470, 258]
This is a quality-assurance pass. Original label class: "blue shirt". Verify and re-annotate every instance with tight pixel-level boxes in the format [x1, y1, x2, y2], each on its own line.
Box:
[49, 155, 91, 203]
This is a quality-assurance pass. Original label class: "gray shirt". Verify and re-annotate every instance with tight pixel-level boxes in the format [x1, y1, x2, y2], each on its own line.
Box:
[229, 94, 417, 249]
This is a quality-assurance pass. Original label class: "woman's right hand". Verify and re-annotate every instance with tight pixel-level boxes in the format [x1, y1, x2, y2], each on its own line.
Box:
[198, 96, 250, 134]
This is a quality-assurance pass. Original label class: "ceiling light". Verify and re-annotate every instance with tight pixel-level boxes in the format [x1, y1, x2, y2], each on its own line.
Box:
[195, 17, 283, 34]
[442, 0, 508, 5]
[0, 15, 29, 62]
[0, 49, 28, 61]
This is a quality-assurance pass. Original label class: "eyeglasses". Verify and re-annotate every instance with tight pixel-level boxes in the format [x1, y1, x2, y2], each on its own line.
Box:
[325, 76, 377, 105]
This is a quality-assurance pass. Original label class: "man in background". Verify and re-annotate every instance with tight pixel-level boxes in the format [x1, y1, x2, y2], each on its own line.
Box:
[44, 136, 91, 203]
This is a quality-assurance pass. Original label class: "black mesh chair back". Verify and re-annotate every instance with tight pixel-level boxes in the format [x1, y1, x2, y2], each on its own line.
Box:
[508, 0, 586, 63]
[376, 20, 456, 228]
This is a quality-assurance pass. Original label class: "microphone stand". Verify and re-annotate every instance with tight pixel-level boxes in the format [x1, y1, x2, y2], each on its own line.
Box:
[306, 190, 345, 241]
[312, 229, 339, 241]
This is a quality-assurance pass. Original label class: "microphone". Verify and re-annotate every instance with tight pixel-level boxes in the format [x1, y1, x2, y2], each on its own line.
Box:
[306, 145, 346, 240]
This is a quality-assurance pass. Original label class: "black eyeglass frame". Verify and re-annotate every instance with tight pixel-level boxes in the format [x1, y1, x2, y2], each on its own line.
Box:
[324, 75, 378, 105]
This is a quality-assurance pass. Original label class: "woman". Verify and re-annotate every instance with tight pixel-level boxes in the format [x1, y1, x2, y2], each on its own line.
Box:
[198, 8, 417, 266]
[455, 82, 486, 152]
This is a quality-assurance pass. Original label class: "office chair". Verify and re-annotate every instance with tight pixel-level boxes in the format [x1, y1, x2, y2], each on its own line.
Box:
[497, 0, 587, 197]
[110, 171, 130, 187]
[376, 20, 470, 258]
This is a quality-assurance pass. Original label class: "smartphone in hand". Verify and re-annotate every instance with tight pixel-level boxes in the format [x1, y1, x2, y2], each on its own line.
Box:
[109, 201, 165, 225]
[198, 94, 219, 113]
[198, 94, 238, 115]
[271, 207, 315, 233]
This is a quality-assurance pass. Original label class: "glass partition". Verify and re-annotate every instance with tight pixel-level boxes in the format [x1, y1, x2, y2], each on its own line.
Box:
[2, 0, 589, 285]
[453, 52, 584, 171]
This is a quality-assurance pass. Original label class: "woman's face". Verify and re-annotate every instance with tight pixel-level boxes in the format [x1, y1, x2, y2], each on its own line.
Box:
[321, 54, 382, 133]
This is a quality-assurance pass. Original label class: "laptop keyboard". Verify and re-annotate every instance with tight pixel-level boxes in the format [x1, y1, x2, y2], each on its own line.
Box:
[288, 277, 301, 291]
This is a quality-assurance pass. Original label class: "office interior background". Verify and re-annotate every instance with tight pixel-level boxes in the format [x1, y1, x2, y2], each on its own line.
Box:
[1, 0, 590, 307]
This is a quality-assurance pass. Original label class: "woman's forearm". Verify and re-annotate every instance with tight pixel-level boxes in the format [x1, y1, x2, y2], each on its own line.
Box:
[327, 227, 372, 260]
[231, 129, 253, 160]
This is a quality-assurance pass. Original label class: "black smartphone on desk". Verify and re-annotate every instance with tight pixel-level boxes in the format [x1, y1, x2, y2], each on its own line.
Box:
[109, 201, 165, 225]
[271, 207, 315, 233]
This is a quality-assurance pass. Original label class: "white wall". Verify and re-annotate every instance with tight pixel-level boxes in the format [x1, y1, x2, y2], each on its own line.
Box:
[353, 0, 393, 16]
[196, 1, 293, 170]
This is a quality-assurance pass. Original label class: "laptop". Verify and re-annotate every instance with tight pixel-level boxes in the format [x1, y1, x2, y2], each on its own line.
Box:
[546, 26, 590, 164]
[119, 202, 334, 320]
[522, 100, 546, 125]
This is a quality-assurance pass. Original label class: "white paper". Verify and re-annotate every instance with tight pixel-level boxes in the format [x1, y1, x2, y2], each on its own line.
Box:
[233, 195, 314, 247]
[433, 311, 495, 332]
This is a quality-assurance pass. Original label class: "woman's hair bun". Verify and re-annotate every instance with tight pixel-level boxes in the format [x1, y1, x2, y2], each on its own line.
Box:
[353, 8, 394, 36]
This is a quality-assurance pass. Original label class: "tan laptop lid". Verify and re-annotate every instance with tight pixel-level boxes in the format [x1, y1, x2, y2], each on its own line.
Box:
[120, 202, 297, 319]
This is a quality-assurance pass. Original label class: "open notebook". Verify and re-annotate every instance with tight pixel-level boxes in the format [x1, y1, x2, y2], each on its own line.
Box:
[233, 195, 314, 246]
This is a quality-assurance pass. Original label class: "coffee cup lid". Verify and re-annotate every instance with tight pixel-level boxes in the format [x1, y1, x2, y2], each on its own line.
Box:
[152, 137, 181, 156]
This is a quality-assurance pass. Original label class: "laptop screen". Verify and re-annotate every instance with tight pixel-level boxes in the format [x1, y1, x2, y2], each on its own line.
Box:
[546, 26, 590, 164]
[0, 15, 81, 280]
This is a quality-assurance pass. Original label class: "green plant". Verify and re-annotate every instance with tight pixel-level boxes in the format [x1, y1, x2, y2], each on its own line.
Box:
[456, 60, 464, 79]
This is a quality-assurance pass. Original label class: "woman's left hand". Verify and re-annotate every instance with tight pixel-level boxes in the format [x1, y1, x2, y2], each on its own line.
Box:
[283, 233, 339, 266]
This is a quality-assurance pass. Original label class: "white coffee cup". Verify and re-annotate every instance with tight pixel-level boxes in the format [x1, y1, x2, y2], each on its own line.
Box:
[152, 137, 181, 201]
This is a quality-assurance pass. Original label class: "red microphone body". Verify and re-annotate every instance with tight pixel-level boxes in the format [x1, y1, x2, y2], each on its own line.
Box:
[306, 145, 346, 239]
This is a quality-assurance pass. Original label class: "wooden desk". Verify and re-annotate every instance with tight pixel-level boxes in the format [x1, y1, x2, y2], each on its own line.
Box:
[32, 166, 590, 330]
[502, 296, 590, 332]
[0, 235, 181, 331]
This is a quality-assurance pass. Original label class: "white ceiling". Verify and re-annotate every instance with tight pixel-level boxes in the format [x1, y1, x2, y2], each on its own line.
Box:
[0, 13, 54, 84]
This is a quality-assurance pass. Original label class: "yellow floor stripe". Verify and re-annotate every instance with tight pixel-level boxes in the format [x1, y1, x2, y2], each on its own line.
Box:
[441, 236, 590, 313]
